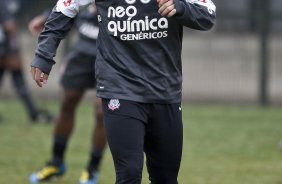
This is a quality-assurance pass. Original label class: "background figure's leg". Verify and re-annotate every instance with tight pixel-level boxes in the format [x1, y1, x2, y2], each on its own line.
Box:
[0, 64, 5, 86]
[7, 53, 52, 122]
[29, 90, 85, 183]
[11, 69, 39, 120]
[86, 97, 107, 172]
[51, 89, 84, 165]
[0, 64, 3, 122]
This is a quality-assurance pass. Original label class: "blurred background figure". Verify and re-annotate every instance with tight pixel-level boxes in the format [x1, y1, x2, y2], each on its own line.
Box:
[0, 0, 53, 122]
[28, 5, 107, 184]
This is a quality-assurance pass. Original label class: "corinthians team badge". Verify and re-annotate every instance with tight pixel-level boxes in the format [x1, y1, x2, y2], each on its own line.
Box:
[108, 99, 120, 111]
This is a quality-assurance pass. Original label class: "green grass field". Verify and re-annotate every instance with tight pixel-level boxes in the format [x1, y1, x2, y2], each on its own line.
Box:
[0, 99, 282, 184]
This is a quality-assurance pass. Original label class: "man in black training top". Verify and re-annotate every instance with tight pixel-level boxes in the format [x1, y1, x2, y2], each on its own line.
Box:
[29, 5, 106, 184]
[0, 0, 53, 122]
[31, 0, 216, 183]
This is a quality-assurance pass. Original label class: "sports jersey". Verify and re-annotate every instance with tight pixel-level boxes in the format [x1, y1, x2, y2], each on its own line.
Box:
[32, 0, 216, 103]
[42, 7, 98, 56]
[0, 0, 21, 54]
[72, 6, 99, 56]
[0, 0, 19, 46]
[0, 0, 20, 23]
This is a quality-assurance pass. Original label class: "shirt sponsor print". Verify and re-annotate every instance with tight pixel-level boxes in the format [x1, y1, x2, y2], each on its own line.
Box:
[79, 23, 99, 39]
[107, 0, 168, 41]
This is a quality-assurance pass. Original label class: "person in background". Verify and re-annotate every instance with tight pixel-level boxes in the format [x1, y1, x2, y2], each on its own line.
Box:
[0, 0, 53, 122]
[29, 5, 107, 184]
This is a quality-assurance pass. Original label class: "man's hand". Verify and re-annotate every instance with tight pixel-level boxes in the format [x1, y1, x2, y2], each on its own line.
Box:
[157, 0, 177, 17]
[30, 67, 49, 87]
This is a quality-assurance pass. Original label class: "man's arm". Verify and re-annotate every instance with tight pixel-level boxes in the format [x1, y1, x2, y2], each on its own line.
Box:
[31, 0, 94, 87]
[30, 11, 75, 87]
[158, 0, 216, 30]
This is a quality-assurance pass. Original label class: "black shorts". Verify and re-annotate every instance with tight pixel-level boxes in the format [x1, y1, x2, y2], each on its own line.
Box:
[60, 50, 96, 90]
[0, 41, 20, 57]
[102, 99, 183, 184]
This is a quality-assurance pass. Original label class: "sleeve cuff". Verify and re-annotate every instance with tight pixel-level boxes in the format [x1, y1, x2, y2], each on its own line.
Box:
[31, 56, 55, 75]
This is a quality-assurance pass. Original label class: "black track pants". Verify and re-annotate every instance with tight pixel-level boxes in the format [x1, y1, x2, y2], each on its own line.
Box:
[102, 99, 183, 184]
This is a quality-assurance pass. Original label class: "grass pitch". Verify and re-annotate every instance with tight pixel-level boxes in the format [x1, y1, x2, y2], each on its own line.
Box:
[0, 99, 282, 184]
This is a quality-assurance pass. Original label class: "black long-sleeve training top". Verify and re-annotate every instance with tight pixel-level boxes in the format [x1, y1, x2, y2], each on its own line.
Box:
[41, 6, 99, 56]
[32, 0, 216, 103]
[72, 6, 99, 56]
